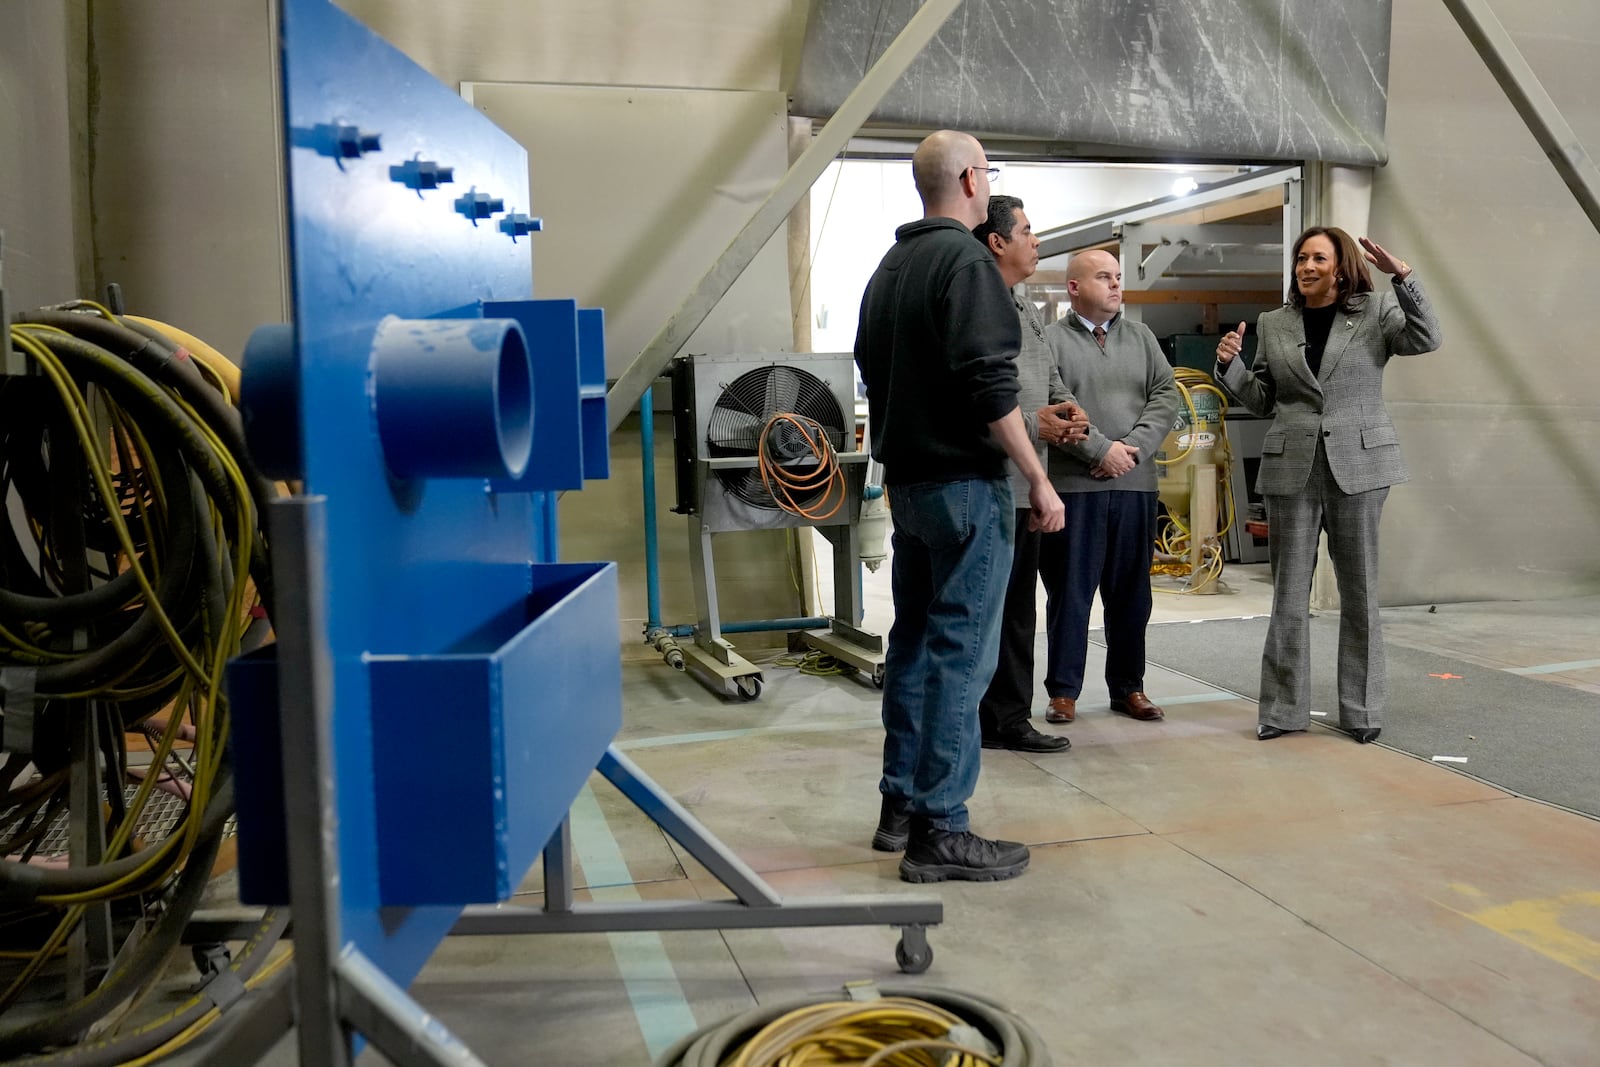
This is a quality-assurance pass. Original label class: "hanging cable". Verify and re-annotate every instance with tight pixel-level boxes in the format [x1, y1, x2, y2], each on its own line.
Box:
[757, 413, 846, 521]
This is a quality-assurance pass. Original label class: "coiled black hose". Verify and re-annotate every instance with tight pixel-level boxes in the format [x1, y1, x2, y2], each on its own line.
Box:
[0, 780, 242, 1059]
[0, 304, 272, 1050]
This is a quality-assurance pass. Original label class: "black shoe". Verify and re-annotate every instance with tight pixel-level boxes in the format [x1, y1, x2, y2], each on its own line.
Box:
[981, 726, 1071, 753]
[871, 795, 911, 852]
[898, 821, 1029, 883]
[1257, 725, 1287, 740]
[1351, 728, 1381, 745]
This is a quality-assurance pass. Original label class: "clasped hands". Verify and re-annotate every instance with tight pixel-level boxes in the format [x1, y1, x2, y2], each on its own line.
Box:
[1035, 401, 1089, 445]
[1091, 440, 1138, 479]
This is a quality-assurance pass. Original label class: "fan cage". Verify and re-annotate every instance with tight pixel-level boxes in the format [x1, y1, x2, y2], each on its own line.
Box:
[706, 365, 847, 510]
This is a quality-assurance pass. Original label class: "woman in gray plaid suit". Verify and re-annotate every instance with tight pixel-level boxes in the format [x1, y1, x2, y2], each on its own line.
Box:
[1214, 226, 1443, 744]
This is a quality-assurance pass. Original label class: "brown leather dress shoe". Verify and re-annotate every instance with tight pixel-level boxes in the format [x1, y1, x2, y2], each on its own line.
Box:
[1044, 697, 1076, 724]
[1110, 691, 1164, 721]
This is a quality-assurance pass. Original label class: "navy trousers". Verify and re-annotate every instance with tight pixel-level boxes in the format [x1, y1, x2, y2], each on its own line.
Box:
[1038, 490, 1157, 701]
[978, 510, 1042, 740]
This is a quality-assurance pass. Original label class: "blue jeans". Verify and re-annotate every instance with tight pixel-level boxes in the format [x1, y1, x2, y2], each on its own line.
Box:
[880, 477, 1014, 832]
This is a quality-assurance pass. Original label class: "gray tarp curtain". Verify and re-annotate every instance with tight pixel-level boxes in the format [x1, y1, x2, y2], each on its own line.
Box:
[790, 0, 1392, 165]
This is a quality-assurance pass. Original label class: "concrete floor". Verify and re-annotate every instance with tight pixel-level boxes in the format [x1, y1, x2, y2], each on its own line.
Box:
[233, 561, 1600, 1065]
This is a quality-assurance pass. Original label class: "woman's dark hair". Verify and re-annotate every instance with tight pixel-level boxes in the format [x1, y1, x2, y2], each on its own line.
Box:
[1287, 226, 1372, 312]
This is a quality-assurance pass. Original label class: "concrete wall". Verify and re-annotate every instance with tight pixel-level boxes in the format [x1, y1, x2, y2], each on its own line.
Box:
[89, 0, 286, 360]
[0, 0, 91, 309]
[1371, 2, 1600, 603]
[339, 0, 810, 93]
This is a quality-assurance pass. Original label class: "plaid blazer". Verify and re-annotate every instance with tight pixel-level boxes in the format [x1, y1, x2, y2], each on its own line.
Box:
[1218, 275, 1442, 496]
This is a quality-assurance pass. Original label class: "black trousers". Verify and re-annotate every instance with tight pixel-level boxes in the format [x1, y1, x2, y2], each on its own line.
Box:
[978, 509, 1042, 740]
[1038, 490, 1157, 701]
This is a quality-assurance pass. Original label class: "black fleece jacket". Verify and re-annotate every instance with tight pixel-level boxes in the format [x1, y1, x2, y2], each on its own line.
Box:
[853, 217, 1021, 486]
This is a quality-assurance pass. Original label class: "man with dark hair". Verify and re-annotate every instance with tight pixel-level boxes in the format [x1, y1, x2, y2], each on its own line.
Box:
[855, 132, 1064, 884]
[972, 195, 1087, 753]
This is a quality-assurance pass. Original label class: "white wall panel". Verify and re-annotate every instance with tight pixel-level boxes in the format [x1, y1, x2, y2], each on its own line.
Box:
[342, 0, 805, 93]
[1371, 1, 1600, 603]
[467, 83, 794, 378]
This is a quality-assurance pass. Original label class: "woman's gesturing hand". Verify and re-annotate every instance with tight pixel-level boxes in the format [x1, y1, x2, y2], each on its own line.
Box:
[1216, 321, 1246, 365]
[1359, 236, 1410, 280]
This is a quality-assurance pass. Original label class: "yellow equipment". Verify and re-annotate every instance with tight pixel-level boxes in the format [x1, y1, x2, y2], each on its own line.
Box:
[1153, 367, 1235, 593]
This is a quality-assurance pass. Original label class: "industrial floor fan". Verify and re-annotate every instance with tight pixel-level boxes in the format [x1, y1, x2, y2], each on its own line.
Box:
[670, 352, 884, 699]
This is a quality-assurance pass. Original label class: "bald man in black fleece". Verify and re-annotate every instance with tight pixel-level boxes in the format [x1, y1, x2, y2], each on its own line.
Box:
[855, 129, 1063, 885]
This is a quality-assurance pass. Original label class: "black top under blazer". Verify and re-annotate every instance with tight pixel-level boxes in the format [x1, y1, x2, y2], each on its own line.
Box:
[1217, 274, 1443, 497]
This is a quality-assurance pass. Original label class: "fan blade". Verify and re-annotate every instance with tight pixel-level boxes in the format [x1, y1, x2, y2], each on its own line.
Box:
[765, 365, 802, 415]
[707, 408, 766, 450]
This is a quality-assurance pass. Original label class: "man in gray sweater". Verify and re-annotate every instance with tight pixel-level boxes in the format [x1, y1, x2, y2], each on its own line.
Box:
[972, 196, 1087, 753]
[1039, 250, 1179, 726]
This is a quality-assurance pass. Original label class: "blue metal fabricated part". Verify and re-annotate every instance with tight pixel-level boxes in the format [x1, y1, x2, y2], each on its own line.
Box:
[485, 299, 581, 492]
[390, 156, 455, 194]
[239, 324, 302, 480]
[370, 316, 534, 480]
[579, 308, 611, 480]
[230, 0, 615, 992]
[368, 562, 618, 904]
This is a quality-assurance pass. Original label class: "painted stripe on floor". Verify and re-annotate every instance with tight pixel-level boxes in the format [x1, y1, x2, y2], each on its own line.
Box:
[587, 684, 1241, 1049]
[617, 689, 1242, 753]
[1505, 658, 1600, 676]
[618, 718, 883, 750]
[570, 785, 697, 1058]
[1147, 614, 1270, 626]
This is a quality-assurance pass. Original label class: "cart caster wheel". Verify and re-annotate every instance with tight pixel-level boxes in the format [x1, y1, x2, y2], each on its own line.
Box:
[895, 936, 932, 974]
[734, 676, 763, 701]
[872, 669, 885, 690]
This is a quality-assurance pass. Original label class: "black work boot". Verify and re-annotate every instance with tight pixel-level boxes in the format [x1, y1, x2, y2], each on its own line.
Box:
[898, 817, 1029, 883]
[870, 795, 911, 852]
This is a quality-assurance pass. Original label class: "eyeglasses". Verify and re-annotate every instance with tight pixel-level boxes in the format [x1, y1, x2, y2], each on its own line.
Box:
[964, 165, 1000, 183]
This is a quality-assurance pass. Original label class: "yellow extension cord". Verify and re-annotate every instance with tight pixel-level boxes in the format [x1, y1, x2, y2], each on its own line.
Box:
[722, 997, 999, 1067]
[773, 647, 846, 677]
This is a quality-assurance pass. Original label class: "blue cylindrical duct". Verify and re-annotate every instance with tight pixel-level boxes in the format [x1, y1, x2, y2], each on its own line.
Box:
[370, 316, 534, 480]
[240, 323, 304, 481]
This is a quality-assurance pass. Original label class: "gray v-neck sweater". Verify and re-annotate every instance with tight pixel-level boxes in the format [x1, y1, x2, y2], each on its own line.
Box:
[1042, 312, 1178, 494]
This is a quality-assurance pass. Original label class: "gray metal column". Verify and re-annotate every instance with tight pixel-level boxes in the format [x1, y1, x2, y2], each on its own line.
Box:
[336, 948, 488, 1067]
[685, 517, 732, 662]
[269, 496, 351, 1067]
[605, 0, 969, 433]
[1441, 0, 1600, 233]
